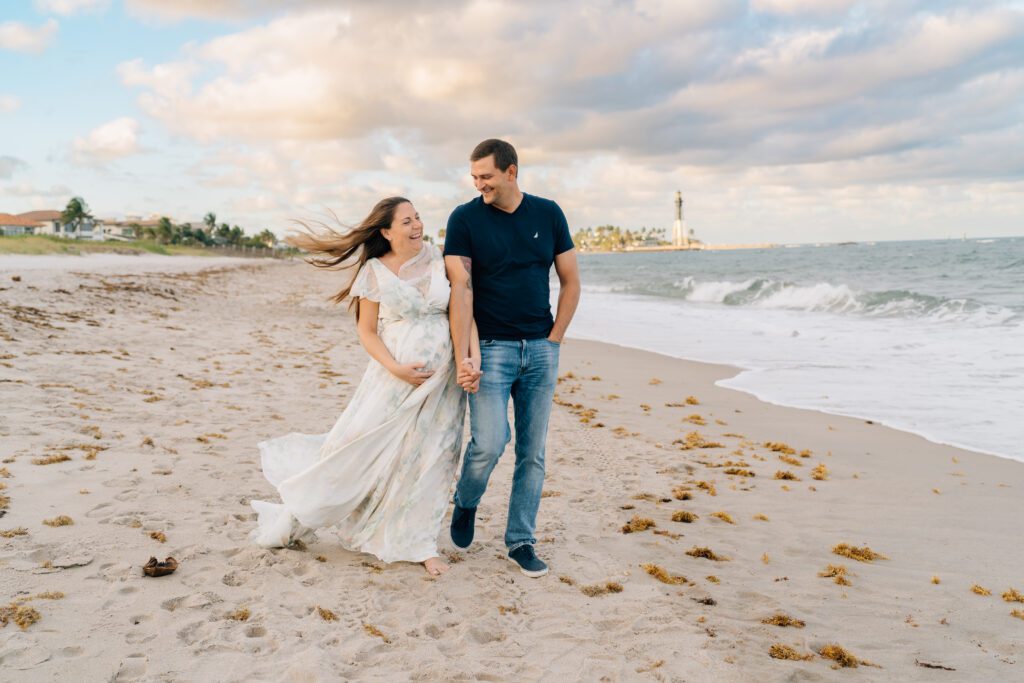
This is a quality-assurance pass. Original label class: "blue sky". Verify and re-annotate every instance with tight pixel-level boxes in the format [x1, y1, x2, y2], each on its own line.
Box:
[2, 0, 1023, 242]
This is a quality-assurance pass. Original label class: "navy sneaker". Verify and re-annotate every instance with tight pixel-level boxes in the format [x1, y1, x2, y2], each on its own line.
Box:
[508, 544, 548, 578]
[450, 505, 476, 548]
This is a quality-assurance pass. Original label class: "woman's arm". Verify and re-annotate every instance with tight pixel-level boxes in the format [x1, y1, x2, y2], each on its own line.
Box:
[356, 298, 434, 386]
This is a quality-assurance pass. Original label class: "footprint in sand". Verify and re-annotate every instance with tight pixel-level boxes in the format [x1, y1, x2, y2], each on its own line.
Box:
[176, 620, 217, 647]
[124, 614, 157, 645]
[221, 570, 247, 587]
[113, 653, 147, 681]
[94, 562, 136, 583]
[85, 502, 115, 519]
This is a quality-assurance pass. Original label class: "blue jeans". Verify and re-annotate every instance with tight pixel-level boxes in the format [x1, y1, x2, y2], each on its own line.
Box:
[454, 338, 560, 551]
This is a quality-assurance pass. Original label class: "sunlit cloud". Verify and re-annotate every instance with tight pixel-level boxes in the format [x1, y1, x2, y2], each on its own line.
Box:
[72, 117, 142, 164]
[33, 0, 110, 16]
[5, 1, 1023, 240]
[751, 0, 859, 17]
[0, 19, 58, 54]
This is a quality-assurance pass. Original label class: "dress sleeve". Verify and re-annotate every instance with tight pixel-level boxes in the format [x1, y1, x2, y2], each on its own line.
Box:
[349, 261, 381, 302]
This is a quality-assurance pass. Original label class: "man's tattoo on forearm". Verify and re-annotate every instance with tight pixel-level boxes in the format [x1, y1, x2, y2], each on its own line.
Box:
[460, 256, 473, 291]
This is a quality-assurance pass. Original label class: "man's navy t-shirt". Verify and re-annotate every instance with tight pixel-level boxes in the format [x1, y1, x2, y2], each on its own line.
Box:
[443, 193, 574, 340]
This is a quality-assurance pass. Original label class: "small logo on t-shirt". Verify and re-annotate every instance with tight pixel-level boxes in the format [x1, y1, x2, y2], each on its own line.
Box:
[533, 232, 539, 238]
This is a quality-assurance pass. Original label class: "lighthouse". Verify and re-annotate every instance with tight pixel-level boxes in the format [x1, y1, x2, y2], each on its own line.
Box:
[672, 191, 689, 248]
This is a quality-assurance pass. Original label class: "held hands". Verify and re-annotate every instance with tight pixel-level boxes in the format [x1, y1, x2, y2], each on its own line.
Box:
[457, 357, 482, 394]
[393, 361, 435, 386]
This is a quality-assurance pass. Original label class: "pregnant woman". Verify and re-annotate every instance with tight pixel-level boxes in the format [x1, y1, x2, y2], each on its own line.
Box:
[251, 197, 476, 576]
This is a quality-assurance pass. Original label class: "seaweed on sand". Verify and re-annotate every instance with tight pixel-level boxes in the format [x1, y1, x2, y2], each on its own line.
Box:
[621, 515, 656, 534]
[672, 511, 698, 523]
[762, 614, 805, 628]
[819, 643, 878, 669]
[769, 644, 813, 660]
[832, 543, 887, 562]
[819, 564, 852, 586]
[686, 546, 727, 561]
[641, 563, 687, 585]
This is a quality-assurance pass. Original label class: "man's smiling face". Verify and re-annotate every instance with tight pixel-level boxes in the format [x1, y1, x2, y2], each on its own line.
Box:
[471, 154, 516, 207]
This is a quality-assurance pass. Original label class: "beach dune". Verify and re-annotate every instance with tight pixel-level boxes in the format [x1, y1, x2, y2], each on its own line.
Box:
[1, 255, 1021, 680]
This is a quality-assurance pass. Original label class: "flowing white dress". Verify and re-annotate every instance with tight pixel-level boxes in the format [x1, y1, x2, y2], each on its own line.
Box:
[251, 245, 466, 563]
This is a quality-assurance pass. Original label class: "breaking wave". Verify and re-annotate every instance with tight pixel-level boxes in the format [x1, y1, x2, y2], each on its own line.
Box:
[616, 277, 1020, 326]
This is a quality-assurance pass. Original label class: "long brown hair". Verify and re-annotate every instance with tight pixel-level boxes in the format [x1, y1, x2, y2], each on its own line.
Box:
[286, 196, 410, 309]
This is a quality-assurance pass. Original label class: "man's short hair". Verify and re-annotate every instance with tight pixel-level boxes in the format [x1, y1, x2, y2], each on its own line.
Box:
[470, 139, 518, 172]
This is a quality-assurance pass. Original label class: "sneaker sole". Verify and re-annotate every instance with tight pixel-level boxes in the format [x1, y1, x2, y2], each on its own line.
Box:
[507, 555, 549, 578]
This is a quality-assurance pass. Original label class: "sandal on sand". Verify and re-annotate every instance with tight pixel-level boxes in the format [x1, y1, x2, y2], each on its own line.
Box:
[143, 556, 179, 577]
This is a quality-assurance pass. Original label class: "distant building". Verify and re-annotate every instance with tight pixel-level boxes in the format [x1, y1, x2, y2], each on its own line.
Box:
[99, 217, 164, 241]
[0, 213, 43, 236]
[16, 209, 104, 240]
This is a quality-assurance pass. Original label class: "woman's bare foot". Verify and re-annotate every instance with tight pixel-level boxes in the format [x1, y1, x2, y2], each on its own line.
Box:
[423, 556, 449, 576]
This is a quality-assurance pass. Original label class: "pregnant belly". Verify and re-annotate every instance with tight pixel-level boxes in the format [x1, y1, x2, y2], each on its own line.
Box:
[380, 316, 452, 371]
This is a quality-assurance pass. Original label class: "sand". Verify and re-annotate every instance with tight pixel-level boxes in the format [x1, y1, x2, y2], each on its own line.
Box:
[1, 256, 1022, 681]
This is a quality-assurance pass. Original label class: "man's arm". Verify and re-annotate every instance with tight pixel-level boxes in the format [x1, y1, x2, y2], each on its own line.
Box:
[445, 254, 481, 389]
[548, 248, 581, 342]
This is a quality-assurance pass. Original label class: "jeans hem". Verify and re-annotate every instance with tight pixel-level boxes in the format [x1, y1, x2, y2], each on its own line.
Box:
[507, 541, 534, 553]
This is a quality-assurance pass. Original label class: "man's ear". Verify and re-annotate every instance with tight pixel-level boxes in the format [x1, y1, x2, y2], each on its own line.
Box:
[507, 163, 518, 180]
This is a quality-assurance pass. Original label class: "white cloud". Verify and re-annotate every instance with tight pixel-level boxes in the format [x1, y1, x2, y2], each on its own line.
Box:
[0, 19, 58, 54]
[1, 182, 72, 198]
[0, 95, 21, 113]
[114, 1, 1024, 241]
[0, 156, 29, 179]
[33, 0, 109, 16]
[123, 0, 447, 23]
[124, 0, 326, 22]
[72, 117, 142, 164]
[118, 58, 198, 99]
[751, 0, 859, 17]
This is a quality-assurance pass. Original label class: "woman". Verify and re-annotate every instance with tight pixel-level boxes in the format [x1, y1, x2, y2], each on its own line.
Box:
[251, 197, 477, 576]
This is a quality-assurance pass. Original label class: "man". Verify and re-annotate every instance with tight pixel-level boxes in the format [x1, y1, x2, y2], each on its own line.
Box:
[444, 139, 581, 578]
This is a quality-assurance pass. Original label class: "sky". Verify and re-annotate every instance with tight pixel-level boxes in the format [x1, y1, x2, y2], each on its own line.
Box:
[1, 0, 1023, 243]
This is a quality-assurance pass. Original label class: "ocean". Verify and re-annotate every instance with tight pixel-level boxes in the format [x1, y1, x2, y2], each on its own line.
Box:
[565, 237, 1024, 462]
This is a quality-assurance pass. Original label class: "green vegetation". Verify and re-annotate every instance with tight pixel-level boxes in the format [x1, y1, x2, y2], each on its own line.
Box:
[135, 217, 276, 248]
[2, 195, 288, 257]
[60, 196, 93, 234]
[572, 225, 668, 251]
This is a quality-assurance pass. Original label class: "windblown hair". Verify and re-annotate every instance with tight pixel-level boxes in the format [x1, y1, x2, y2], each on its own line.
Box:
[471, 138, 518, 172]
[286, 196, 410, 309]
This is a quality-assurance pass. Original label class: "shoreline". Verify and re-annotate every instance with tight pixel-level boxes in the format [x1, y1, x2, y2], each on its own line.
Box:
[567, 333, 1018, 466]
[2, 258, 1022, 679]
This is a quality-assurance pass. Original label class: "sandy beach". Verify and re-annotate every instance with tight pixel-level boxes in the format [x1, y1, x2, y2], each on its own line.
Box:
[1, 255, 1022, 681]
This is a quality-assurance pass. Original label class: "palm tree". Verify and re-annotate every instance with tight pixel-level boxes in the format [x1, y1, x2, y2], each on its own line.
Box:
[61, 196, 93, 237]
[255, 229, 276, 247]
[216, 223, 231, 244]
[203, 212, 216, 235]
[157, 217, 174, 244]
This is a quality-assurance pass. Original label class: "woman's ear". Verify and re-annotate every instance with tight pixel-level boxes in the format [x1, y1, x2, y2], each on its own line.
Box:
[380, 228, 391, 242]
